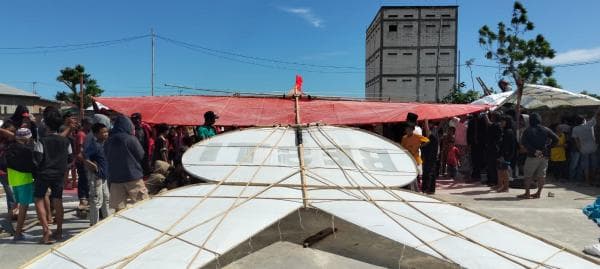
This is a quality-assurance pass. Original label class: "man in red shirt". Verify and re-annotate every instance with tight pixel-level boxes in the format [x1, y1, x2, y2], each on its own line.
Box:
[446, 138, 461, 180]
[75, 118, 91, 209]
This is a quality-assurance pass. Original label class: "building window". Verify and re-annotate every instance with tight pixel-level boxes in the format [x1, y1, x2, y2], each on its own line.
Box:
[442, 24, 451, 28]
[388, 15, 398, 18]
[403, 25, 413, 28]
[440, 52, 450, 55]
[402, 79, 412, 82]
[387, 79, 397, 82]
[442, 14, 451, 18]
[402, 52, 413, 56]
[387, 52, 398, 56]
[425, 79, 435, 82]
[388, 25, 398, 32]
[425, 14, 435, 18]
[440, 79, 450, 81]
[425, 52, 435, 55]
[426, 24, 436, 28]
[404, 14, 414, 18]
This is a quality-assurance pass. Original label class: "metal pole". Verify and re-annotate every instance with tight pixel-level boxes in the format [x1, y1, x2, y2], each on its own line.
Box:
[79, 74, 84, 120]
[151, 28, 155, 96]
[434, 17, 442, 102]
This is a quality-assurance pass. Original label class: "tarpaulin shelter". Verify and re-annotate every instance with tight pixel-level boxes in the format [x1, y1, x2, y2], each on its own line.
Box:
[471, 84, 600, 109]
[95, 95, 488, 126]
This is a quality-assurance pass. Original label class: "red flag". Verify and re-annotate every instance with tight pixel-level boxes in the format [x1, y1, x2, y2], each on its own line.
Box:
[295, 75, 303, 94]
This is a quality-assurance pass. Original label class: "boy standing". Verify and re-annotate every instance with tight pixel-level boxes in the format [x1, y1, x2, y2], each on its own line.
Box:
[33, 107, 73, 243]
[6, 128, 35, 240]
[84, 123, 110, 226]
[446, 138, 461, 180]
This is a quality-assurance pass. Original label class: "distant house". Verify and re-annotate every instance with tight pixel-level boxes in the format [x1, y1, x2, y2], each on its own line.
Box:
[0, 83, 61, 118]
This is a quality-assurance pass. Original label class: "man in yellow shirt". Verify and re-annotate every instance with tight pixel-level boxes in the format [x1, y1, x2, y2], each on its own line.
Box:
[550, 124, 567, 181]
[401, 120, 430, 176]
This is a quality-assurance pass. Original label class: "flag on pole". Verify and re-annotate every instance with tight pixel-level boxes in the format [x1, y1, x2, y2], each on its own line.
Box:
[295, 75, 303, 94]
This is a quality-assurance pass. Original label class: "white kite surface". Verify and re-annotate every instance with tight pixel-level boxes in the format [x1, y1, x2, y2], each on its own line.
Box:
[24, 184, 598, 269]
[24, 126, 598, 269]
[182, 125, 418, 188]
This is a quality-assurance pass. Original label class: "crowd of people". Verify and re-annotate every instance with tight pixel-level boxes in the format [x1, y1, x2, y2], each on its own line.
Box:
[398, 107, 600, 197]
[2, 102, 600, 244]
[0, 106, 219, 243]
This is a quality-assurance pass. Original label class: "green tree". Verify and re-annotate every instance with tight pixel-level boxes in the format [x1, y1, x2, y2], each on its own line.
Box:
[542, 77, 561, 88]
[478, 1, 556, 125]
[581, 90, 600, 100]
[56, 64, 103, 108]
[442, 82, 481, 104]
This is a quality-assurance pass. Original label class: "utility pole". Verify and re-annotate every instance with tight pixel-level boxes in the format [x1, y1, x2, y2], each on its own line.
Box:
[434, 17, 442, 103]
[79, 74, 84, 120]
[457, 50, 460, 91]
[32, 81, 37, 95]
[151, 28, 155, 96]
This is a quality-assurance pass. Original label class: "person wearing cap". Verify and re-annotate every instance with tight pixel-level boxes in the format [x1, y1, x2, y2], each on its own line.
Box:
[197, 111, 219, 142]
[6, 128, 36, 241]
[131, 113, 154, 175]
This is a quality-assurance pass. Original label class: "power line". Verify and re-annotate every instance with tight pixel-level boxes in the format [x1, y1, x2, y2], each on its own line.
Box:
[163, 83, 286, 96]
[0, 35, 149, 55]
[0, 34, 149, 50]
[159, 38, 363, 74]
[157, 35, 361, 70]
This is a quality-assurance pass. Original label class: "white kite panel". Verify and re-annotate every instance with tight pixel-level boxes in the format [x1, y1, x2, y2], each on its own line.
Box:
[183, 126, 418, 187]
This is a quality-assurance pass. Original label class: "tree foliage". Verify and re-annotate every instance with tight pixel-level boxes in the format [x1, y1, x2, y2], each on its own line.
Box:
[442, 83, 481, 104]
[478, 1, 556, 88]
[581, 90, 600, 100]
[55, 64, 103, 108]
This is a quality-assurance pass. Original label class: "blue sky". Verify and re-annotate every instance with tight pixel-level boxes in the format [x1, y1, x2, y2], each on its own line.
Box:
[1, 0, 599, 100]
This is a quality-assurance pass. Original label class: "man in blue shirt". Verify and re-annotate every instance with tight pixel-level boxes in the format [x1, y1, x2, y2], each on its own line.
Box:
[84, 123, 110, 225]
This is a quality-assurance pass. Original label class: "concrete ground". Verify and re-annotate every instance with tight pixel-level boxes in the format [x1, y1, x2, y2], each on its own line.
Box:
[432, 177, 600, 262]
[1, 178, 599, 268]
[0, 189, 90, 269]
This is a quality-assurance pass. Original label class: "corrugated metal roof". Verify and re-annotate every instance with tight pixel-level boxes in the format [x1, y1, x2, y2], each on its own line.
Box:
[0, 83, 39, 98]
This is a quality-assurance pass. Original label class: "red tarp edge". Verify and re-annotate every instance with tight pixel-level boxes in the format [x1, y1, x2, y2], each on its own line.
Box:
[95, 95, 488, 126]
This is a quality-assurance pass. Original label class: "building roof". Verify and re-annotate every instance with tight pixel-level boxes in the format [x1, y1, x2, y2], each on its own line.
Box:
[0, 83, 39, 98]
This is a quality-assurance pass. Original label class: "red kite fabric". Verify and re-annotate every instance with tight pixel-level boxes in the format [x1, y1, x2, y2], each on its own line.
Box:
[95, 95, 487, 126]
[295, 75, 303, 94]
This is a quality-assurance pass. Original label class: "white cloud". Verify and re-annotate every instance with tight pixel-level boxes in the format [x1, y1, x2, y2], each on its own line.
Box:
[281, 7, 323, 28]
[543, 47, 600, 65]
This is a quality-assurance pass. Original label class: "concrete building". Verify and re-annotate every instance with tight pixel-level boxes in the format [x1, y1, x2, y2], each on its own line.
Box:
[0, 83, 61, 118]
[366, 6, 458, 102]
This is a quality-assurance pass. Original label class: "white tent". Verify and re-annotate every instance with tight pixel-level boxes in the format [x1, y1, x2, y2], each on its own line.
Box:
[85, 101, 109, 111]
[24, 126, 598, 269]
[471, 84, 600, 109]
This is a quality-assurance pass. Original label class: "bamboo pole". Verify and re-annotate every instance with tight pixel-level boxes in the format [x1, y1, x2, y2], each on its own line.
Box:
[294, 91, 309, 208]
